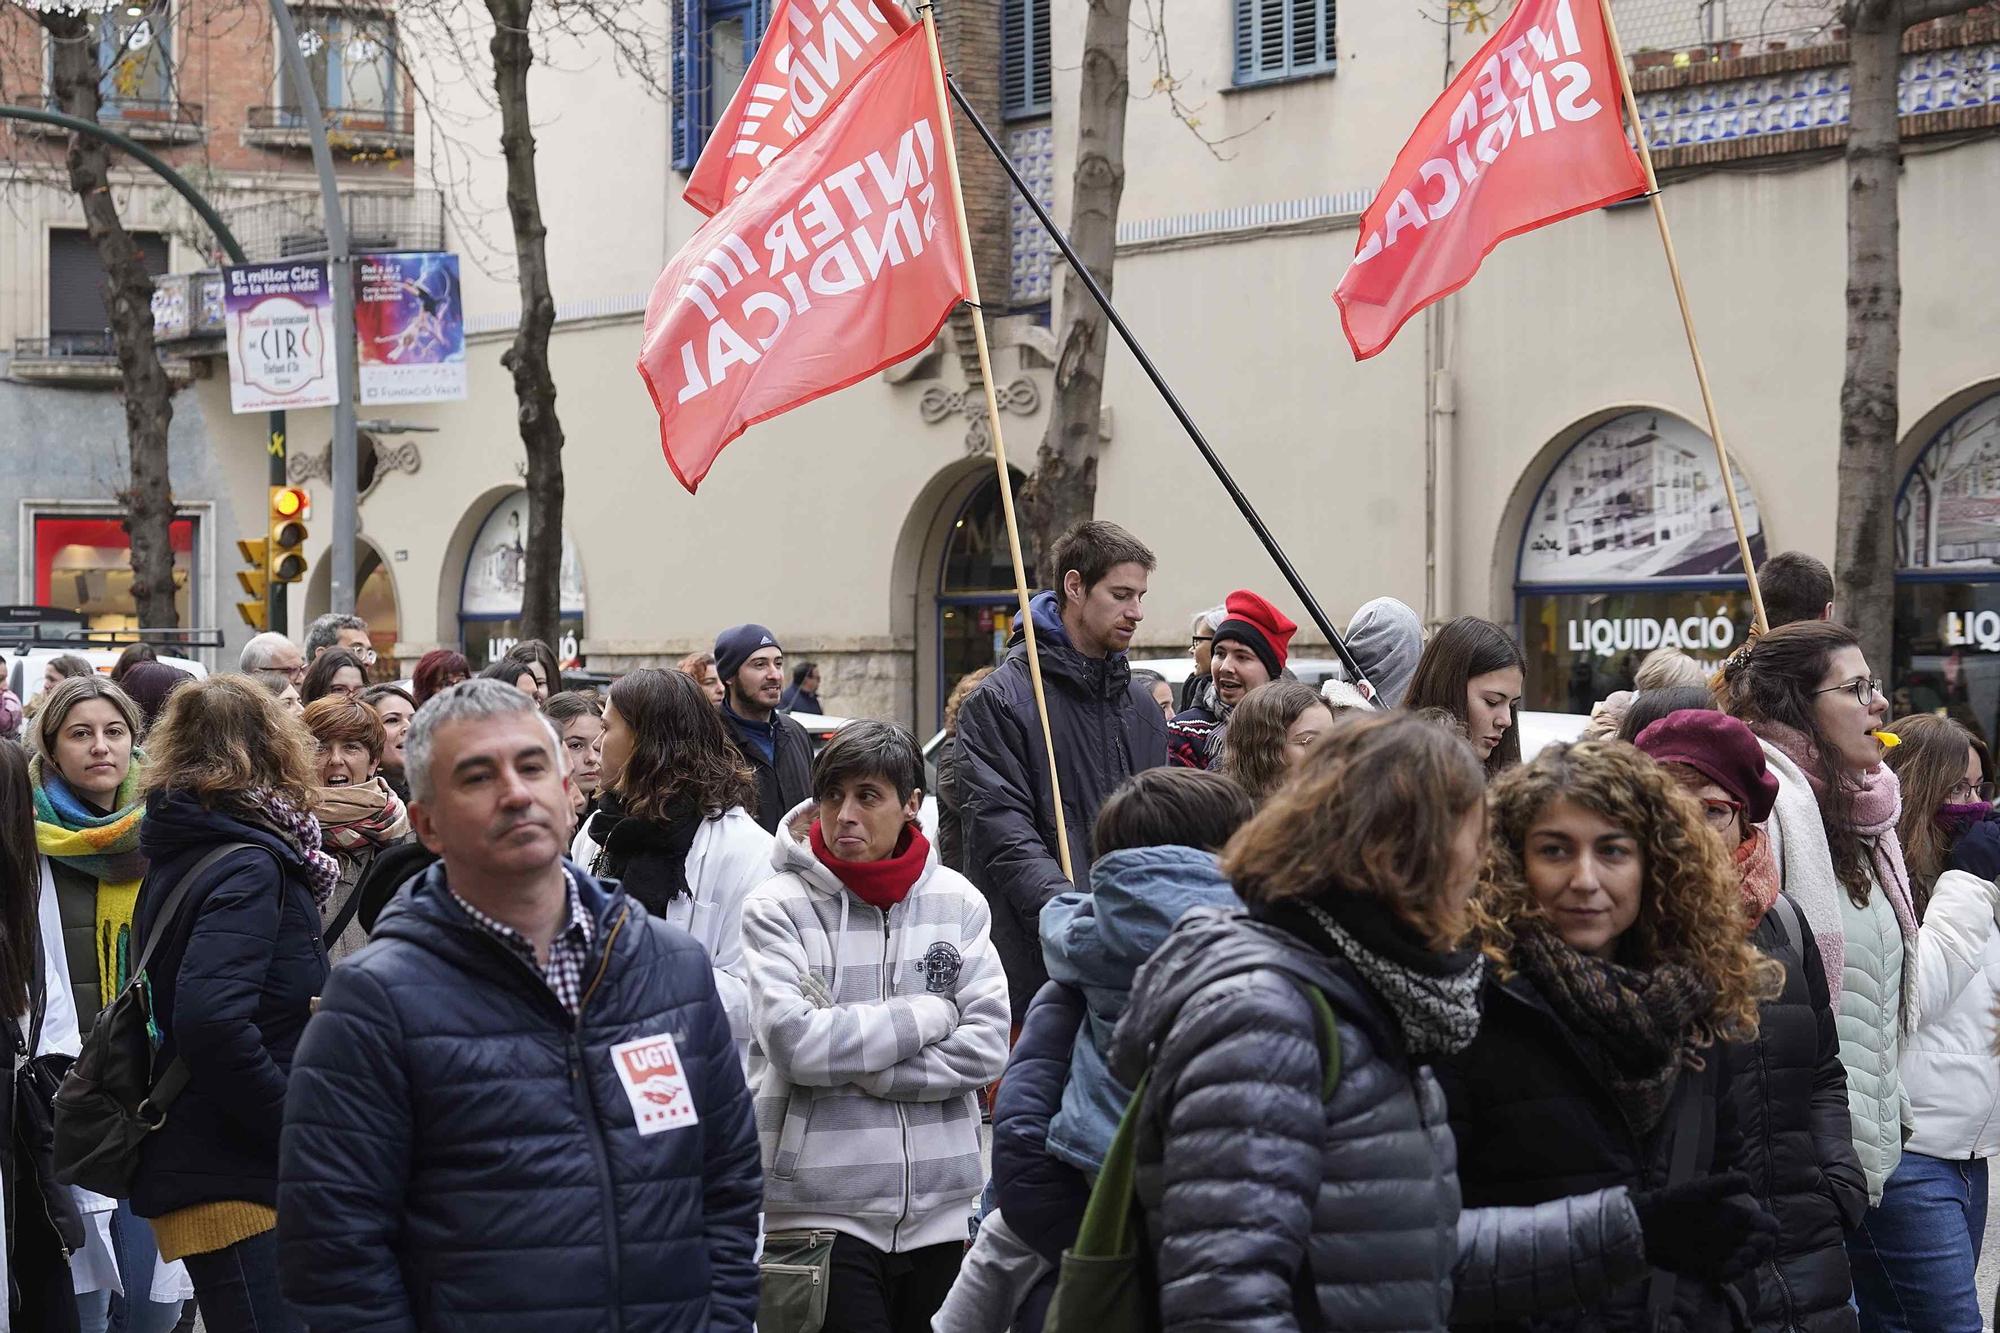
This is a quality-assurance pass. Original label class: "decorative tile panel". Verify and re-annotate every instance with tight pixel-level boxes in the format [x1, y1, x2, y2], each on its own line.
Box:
[1007, 122, 1057, 306]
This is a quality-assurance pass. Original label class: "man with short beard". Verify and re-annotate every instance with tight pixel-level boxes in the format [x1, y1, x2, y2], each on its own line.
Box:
[714, 624, 813, 834]
[956, 520, 1168, 1021]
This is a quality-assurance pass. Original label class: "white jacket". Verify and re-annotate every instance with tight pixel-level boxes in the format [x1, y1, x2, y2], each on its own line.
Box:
[1902, 867, 2000, 1160]
[570, 806, 771, 1053]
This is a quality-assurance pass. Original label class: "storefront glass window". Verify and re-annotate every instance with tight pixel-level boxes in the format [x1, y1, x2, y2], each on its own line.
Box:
[33, 514, 196, 631]
[936, 472, 1022, 727]
[459, 491, 586, 668]
[1894, 390, 2000, 743]
[1515, 411, 1765, 712]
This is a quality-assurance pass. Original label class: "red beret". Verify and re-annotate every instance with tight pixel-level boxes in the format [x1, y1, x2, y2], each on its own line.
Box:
[1633, 710, 1779, 825]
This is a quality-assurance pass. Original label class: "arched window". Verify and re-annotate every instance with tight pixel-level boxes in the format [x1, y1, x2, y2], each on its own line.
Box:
[459, 490, 587, 669]
[1515, 410, 1765, 714]
[1893, 390, 2000, 734]
[935, 471, 1023, 724]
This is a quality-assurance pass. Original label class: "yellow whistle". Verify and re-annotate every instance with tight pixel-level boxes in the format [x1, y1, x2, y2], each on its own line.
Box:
[1873, 731, 1902, 749]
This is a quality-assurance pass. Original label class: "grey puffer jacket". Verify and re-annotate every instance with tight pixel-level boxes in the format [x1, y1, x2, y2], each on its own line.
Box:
[1109, 909, 1650, 1332]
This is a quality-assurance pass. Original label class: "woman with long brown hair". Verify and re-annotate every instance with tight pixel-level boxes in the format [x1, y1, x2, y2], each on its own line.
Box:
[1850, 712, 2000, 1331]
[1719, 621, 1915, 1256]
[1216, 679, 1335, 805]
[1403, 617, 1527, 777]
[127, 676, 330, 1333]
[1109, 715, 1743, 1329]
[1438, 740, 1783, 1330]
[935, 666, 994, 873]
[569, 667, 770, 1052]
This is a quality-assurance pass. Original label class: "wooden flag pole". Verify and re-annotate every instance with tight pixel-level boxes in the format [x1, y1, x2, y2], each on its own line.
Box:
[917, 1, 1075, 881]
[1599, 0, 1769, 632]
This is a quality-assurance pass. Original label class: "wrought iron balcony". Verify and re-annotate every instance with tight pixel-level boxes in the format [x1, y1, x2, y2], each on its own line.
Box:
[244, 103, 414, 152]
[221, 188, 443, 264]
[18, 96, 204, 144]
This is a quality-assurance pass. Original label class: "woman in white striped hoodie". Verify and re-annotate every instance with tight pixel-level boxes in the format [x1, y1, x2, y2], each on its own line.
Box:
[741, 720, 1010, 1332]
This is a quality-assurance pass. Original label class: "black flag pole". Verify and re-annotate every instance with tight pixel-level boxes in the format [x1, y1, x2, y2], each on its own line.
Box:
[945, 77, 1383, 705]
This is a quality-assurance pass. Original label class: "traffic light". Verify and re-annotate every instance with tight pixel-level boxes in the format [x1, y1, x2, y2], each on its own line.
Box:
[269, 485, 310, 584]
[235, 537, 270, 630]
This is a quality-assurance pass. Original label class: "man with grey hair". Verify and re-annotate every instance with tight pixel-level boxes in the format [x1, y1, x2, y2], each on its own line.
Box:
[304, 612, 373, 664]
[239, 630, 305, 682]
[1179, 602, 1227, 712]
[280, 680, 763, 1331]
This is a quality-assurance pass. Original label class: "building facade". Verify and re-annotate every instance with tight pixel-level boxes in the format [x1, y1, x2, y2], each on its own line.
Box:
[0, 0, 418, 663]
[122, 0, 2000, 736]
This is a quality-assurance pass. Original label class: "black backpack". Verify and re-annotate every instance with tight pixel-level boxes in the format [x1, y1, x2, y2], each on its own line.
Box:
[52, 842, 270, 1197]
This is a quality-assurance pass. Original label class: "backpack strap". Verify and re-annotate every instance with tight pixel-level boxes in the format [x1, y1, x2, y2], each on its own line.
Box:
[1644, 1073, 1708, 1328]
[135, 842, 275, 1118]
[1305, 986, 1343, 1102]
[1770, 894, 1806, 962]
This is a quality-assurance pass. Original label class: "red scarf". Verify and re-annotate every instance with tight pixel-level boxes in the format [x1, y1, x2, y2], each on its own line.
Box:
[1735, 825, 1781, 925]
[808, 820, 930, 910]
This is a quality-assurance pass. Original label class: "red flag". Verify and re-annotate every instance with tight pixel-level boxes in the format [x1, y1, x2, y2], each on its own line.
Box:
[684, 0, 913, 216]
[1332, 0, 1647, 360]
[639, 23, 966, 492]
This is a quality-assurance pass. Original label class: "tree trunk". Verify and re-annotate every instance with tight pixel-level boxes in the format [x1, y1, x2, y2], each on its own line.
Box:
[1833, 2, 1902, 674]
[1018, 0, 1129, 583]
[43, 12, 181, 629]
[487, 0, 567, 650]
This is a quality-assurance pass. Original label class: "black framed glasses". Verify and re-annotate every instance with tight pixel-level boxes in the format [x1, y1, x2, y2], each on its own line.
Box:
[1948, 781, 1998, 803]
[1191, 634, 1214, 649]
[1812, 677, 1882, 706]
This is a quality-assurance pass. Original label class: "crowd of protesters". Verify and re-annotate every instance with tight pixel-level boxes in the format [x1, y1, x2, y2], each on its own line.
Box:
[2, 535, 1997, 1333]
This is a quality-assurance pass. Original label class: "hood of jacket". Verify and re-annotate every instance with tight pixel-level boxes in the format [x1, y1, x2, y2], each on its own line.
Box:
[139, 788, 314, 872]
[1044, 846, 1242, 1005]
[1108, 906, 1373, 1089]
[770, 798, 941, 896]
[1343, 597, 1423, 706]
[1007, 590, 1131, 699]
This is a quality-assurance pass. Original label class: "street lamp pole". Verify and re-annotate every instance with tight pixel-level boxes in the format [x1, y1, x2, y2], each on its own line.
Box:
[265, 0, 359, 615]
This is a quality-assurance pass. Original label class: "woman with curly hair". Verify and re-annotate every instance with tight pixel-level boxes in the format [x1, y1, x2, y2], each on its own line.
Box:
[570, 667, 770, 1053]
[1108, 714, 1752, 1330]
[1717, 622, 1914, 1231]
[1856, 712, 2000, 1331]
[127, 676, 332, 1333]
[676, 650, 725, 707]
[1217, 679, 1335, 805]
[1437, 740, 1782, 1331]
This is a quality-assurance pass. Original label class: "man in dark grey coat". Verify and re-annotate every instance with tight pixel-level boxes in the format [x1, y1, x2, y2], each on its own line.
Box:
[714, 623, 813, 834]
[955, 520, 1167, 1022]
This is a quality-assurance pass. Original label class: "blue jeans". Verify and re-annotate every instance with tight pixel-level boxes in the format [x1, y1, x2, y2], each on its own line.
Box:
[1848, 1151, 1988, 1333]
[74, 1200, 185, 1333]
[182, 1230, 303, 1333]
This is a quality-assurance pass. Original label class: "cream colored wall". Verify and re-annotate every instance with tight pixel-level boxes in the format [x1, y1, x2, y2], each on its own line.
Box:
[195, 0, 2000, 720]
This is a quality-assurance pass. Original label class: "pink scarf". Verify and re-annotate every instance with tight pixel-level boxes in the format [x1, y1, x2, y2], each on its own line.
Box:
[1756, 721, 1918, 963]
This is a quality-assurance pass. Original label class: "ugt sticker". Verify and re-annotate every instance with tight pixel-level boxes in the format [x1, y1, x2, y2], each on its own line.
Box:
[610, 1033, 700, 1135]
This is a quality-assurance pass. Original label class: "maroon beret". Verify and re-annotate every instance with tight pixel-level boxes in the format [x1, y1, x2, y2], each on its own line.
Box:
[1633, 709, 1780, 825]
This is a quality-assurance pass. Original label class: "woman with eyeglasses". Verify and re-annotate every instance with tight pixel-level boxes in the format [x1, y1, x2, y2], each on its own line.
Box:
[1719, 621, 1918, 1318]
[1635, 709, 1868, 1332]
[1842, 712, 2000, 1333]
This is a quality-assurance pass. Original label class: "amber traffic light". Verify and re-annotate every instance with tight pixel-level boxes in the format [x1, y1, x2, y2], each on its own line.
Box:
[269, 486, 310, 584]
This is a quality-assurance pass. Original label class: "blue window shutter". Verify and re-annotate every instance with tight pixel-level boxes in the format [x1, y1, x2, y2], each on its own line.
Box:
[1236, 0, 1332, 84]
[751, 0, 773, 47]
[1002, 0, 1050, 119]
[672, 0, 697, 169]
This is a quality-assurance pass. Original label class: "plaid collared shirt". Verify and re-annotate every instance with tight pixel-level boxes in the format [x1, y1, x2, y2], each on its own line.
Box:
[450, 870, 598, 1019]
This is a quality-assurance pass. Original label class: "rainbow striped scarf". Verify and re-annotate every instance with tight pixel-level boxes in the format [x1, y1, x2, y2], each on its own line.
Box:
[31, 753, 148, 1009]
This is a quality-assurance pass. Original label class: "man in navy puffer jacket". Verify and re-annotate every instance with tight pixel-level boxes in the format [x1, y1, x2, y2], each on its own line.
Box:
[278, 680, 762, 1331]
